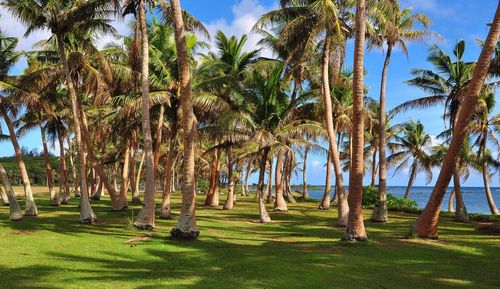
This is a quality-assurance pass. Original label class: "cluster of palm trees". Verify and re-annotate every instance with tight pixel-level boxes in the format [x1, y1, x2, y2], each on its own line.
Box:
[0, 0, 498, 240]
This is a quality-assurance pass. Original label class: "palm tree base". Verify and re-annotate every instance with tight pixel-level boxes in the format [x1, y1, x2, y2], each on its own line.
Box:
[80, 217, 97, 224]
[342, 228, 368, 242]
[24, 206, 38, 216]
[10, 212, 23, 221]
[170, 228, 199, 240]
[134, 222, 155, 230]
[273, 208, 288, 212]
[318, 205, 330, 210]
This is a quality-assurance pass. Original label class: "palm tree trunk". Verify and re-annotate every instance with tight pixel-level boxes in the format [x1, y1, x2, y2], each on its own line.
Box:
[284, 152, 296, 203]
[303, 145, 309, 199]
[243, 159, 251, 196]
[453, 167, 469, 222]
[223, 146, 235, 210]
[319, 146, 332, 210]
[257, 148, 272, 223]
[447, 189, 455, 212]
[482, 157, 499, 215]
[130, 134, 140, 204]
[412, 4, 499, 238]
[205, 149, 220, 206]
[0, 183, 9, 206]
[370, 149, 377, 188]
[266, 158, 273, 203]
[171, 0, 199, 239]
[160, 129, 177, 219]
[119, 141, 131, 209]
[134, 0, 156, 230]
[59, 134, 71, 204]
[274, 151, 288, 211]
[404, 162, 417, 199]
[67, 136, 80, 198]
[154, 104, 165, 180]
[56, 32, 95, 223]
[40, 124, 58, 206]
[344, 0, 367, 241]
[372, 45, 392, 222]
[1, 110, 38, 216]
[134, 152, 145, 203]
[0, 162, 22, 220]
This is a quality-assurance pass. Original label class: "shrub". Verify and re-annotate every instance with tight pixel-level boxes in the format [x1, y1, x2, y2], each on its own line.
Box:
[362, 186, 418, 210]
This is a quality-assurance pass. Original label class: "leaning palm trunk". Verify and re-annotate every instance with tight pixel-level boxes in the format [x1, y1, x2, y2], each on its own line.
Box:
[284, 152, 296, 204]
[372, 45, 393, 222]
[135, 0, 156, 230]
[0, 163, 22, 220]
[319, 146, 332, 210]
[57, 33, 95, 223]
[453, 167, 469, 222]
[41, 125, 58, 206]
[134, 152, 145, 203]
[482, 158, 499, 215]
[171, 0, 199, 239]
[403, 162, 417, 199]
[257, 148, 272, 223]
[119, 141, 131, 209]
[223, 146, 235, 210]
[412, 4, 499, 238]
[67, 137, 80, 198]
[274, 151, 288, 211]
[1, 111, 38, 216]
[320, 31, 348, 226]
[244, 159, 252, 196]
[344, 0, 367, 241]
[59, 134, 71, 204]
[0, 184, 8, 206]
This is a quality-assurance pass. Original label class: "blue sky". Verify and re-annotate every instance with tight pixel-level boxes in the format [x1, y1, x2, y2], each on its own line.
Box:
[1, 0, 499, 187]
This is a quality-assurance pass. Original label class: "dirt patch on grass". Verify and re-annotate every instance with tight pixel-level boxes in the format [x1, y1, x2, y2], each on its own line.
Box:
[475, 222, 500, 235]
[12, 230, 33, 236]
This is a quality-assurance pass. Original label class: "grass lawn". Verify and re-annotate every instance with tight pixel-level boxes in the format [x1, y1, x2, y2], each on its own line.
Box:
[0, 187, 499, 289]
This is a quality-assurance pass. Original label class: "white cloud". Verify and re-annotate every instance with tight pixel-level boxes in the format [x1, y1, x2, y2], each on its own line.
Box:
[201, 0, 277, 58]
[0, 8, 51, 51]
[401, 0, 455, 17]
[311, 160, 322, 168]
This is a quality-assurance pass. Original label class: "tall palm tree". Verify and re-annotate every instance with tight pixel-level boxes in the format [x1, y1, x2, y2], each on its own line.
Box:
[170, 0, 199, 240]
[0, 162, 22, 220]
[388, 120, 433, 199]
[370, 0, 435, 222]
[412, 3, 500, 238]
[470, 88, 499, 215]
[3, 0, 122, 223]
[344, 0, 367, 241]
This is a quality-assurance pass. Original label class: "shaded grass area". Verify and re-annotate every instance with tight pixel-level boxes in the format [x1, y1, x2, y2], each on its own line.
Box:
[0, 188, 499, 289]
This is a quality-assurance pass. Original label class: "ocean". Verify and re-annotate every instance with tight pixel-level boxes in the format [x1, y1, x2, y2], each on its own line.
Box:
[305, 186, 500, 214]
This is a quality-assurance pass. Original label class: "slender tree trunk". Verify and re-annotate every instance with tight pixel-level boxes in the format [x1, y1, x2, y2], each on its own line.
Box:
[319, 146, 332, 210]
[344, 0, 367, 241]
[135, 0, 156, 230]
[482, 158, 499, 215]
[171, 0, 199, 239]
[257, 148, 272, 223]
[0, 182, 8, 206]
[56, 33, 95, 223]
[223, 146, 235, 210]
[1, 110, 38, 216]
[274, 151, 288, 211]
[372, 45, 392, 222]
[370, 149, 377, 188]
[320, 30, 349, 227]
[134, 152, 145, 203]
[154, 104, 165, 179]
[412, 4, 499, 238]
[244, 159, 252, 196]
[266, 158, 273, 204]
[0, 163, 22, 220]
[130, 135, 140, 204]
[453, 167, 469, 222]
[160, 129, 177, 219]
[404, 162, 417, 199]
[67, 137, 80, 198]
[119, 141, 131, 209]
[302, 145, 309, 199]
[448, 189, 455, 212]
[58, 134, 70, 204]
[205, 149, 220, 206]
[284, 151, 296, 203]
[41, 125, 58, 206]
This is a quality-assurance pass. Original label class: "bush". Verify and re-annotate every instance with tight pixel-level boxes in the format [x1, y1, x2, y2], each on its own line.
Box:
[362, 186, 418, 210]
[197, 179, 209, 192]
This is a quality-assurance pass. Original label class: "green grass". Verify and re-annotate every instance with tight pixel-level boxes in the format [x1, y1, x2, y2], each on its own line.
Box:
[0, 188, 499, 289]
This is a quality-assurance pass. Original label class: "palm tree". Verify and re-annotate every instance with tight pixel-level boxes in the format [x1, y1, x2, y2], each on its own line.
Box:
[170, 0, 199, 240]
[369, 0, 435, 222]
[411, 4, 500, 238]
[3, 0, 123, 223]
[388, 120, 433, 199]
[470, 88, 499, 215]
